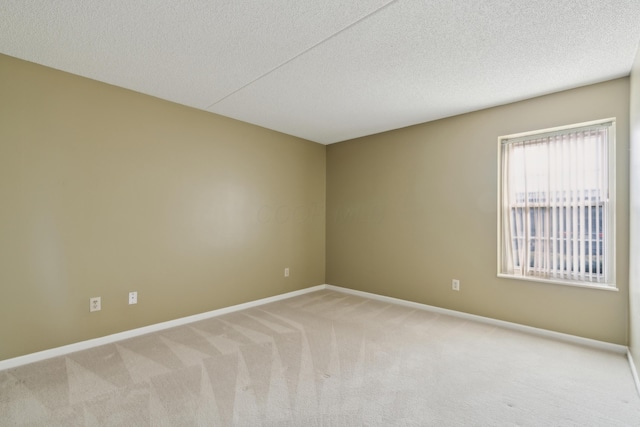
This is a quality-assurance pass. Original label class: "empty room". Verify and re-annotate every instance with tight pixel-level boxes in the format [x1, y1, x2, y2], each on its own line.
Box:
[2, 1, 640, 425]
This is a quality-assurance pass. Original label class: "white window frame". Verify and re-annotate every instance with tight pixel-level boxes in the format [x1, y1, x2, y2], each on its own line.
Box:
[497, 118, 617, 291]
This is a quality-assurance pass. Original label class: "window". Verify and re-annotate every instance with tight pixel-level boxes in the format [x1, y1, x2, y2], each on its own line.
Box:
[498, 119, 616, 289]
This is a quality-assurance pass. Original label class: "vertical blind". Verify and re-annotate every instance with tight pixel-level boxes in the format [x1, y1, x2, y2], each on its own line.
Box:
[500, 122, 613, 284]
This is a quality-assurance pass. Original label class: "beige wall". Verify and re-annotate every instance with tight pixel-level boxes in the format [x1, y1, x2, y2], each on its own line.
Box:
[1, 51, 634, 362]
[630, 44, 640, 372]
[0, 54, 326, 361]
[327, 78, 630, 344]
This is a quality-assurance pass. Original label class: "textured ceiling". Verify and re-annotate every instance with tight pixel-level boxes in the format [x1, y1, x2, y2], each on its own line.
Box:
[2, 0, 640, 144]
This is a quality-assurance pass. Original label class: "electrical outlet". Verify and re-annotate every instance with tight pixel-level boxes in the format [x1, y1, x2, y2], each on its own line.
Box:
[129, 291, 137, 305]
[90, 297, 101, 312]
[452, 279, 460, 291]
[284, 267, 290, 277]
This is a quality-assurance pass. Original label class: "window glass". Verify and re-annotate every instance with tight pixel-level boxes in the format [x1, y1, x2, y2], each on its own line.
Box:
[498, 120, 615, 288]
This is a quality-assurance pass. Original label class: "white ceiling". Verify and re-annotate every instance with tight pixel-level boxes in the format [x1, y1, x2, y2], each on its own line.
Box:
[2, 1, 640, 144]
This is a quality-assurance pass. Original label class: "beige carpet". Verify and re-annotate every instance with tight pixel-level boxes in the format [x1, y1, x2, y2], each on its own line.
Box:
[1, 289, 639, 426]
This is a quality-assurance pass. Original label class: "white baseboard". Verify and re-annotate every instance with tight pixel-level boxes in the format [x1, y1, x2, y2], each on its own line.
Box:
[330, 282, 636, 397]
[0, 284, 325, 371]
[0, 283, 631, 373]
[325, 284, 628, 355]
[629, 351, 640, 396]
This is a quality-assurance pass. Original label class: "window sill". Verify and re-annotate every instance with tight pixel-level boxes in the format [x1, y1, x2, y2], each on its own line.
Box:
[497, 274, 618, 291]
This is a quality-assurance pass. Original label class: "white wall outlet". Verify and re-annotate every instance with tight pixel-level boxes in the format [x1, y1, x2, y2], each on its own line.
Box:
[452, 279, 460, 291]
[129, 291, 137, 305]
[90, 297, 101, 312]
[284, 267, 290, 277]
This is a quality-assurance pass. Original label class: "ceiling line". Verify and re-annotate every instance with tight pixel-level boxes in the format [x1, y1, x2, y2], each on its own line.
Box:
[204, 0, 402, 110]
